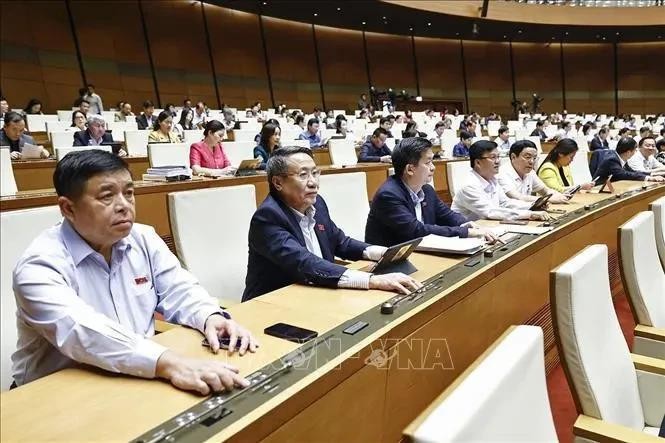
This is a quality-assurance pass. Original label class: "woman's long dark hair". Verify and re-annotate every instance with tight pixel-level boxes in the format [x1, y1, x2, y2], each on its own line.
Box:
[258, 122, 280, 154]
[178, 108, 194, 130]
[537, 138, 579, 173]
[153, 111, 172, 131]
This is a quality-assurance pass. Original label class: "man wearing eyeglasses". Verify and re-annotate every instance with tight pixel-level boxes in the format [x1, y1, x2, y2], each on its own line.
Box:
[451, 140, 551, 221]
[498, 140, 570, 204]
[242, 146, 422, 301]
[626, 136, 665, 176]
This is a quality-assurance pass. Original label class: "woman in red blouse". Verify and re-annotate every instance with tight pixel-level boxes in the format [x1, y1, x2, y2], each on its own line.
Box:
[189, 120, 236, 176]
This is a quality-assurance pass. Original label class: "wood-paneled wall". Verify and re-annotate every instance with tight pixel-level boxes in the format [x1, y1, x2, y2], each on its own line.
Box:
[1, 1, 663, 115]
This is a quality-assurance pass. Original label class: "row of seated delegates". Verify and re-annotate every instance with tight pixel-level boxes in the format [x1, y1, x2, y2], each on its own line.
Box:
[242, 146, 423, 301]
[365, 137, 498, 247]
[11, 149, 258, 393]
[72, 114, 129, 157]
[254, 122, 281, 170]
[537, 140, 596, 193]
[359, 128, 392, 163]
[450, 140, 552, 222]
[595, 137, 665, 183]
[0, 112, 49, 159]
[189, 120, 236, 177]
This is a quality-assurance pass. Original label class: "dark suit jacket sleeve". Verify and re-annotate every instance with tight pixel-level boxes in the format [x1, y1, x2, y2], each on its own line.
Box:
[358, 143, 381, 162]
[598, 157, 647, 182]
[72, 131, 85, 146]
[136, 116, 147, 130]
[249, 209, 350, 288]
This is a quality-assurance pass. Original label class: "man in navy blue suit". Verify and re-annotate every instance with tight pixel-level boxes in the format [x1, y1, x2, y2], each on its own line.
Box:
[72, 115, 114, 146]
[242, 146, 422, 302]
[365, 137, 498, 247]
[595, 137, 664, 184]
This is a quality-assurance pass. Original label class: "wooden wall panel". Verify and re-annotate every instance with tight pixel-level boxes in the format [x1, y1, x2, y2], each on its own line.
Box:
[414, 37, 465, 106]
[365, 32, 417, 98]
[512, 42, 563, 114]
[563, 43, 614, 114]
[263, 17, 321, 112]
[204, 4, 270, 109]
[142, 0, 216, 108]
[463, 41, 512, 116]
[71, 0, 156, 112]
[617, 42, 665, 115]
[316, 25, 368, 112]
[0, 0, 80, 112]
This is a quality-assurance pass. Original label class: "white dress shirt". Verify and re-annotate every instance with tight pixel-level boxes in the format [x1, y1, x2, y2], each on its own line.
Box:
[403, 180, 425, 222]
[451, 170, 532, 221]
[494, 137, 511, 153]
[627, 149, 660, 172]
[12, 220, 224, 386]
[498, 164, 549, 197]
[557, 129, 575, 140]
[290, 207, 385, 289]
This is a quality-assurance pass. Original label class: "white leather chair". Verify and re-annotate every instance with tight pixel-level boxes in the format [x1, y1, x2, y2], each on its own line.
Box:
[575, 137, 590, 152]
[290, 139, 311, 149]
[107, 121, 138, 142]
[446, 161, 473, 197]
[168, 185, 256, 305]
[570, 148, 592, 185]
[124, 130, 150, 156]
[222, 141, 255, 167]
[0, 206, 62, 390]
[527, 136, 543, 154]
[404, 325, 557, 443]
[551, 244, 665, 440]
[328, 139, 357, 167]
[46, 121, 72, 133]
[231, 129, 258, 142]
[183, 129, 203, 146]
[650, 196, 665, 271]
[25, 115, 57, 132]
[318, 172, 369, 241]
[57, 110, 72, 121]
[619, 211, 665, 359]
[0, 148, 18, 196]
[50, 131, 75, 149]
[56, 146, 112, 161]
[147, 143, 189, 167]
[101, 111, 116, 123]
[487, 120, 501, 137]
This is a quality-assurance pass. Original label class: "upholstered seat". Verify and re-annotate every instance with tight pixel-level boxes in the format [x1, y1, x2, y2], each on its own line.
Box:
[318, 172, 369, 242]
[147, 143, 189, 167]
[328, 139, 357, 167]
[0, 148, 17, 196]
[56, 145, 112, 161]
[221, 141, 255, 167]
[124, 130, 150, 156]
[650, 196, 665, 271]
[404, 325, 557, 443]
[446, 161, 472, 197]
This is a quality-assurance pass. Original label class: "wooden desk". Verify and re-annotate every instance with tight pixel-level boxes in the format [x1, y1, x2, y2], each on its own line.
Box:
[2, 181, 663, 443]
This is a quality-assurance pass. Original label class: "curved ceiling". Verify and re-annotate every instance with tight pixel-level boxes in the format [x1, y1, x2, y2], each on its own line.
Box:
[213, 0, 665, 42]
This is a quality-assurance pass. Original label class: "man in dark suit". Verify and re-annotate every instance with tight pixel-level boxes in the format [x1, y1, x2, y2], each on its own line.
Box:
[73, 115, 114, 146]
[530, 120, 547, 141]
[135, 100, 156, 130]
[358, 127, 391, 163]
[242, 146, 422, 301]
[365, 137, 498, 247]
[590, 128, 610, 151]
[595, 137, 664, 184]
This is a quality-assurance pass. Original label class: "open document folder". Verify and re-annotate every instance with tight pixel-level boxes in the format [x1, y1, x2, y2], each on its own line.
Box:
[415, 235, 485, 255]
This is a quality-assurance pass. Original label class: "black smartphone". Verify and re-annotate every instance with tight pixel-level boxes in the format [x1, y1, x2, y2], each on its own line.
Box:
[264, 323, 318, 343]
[201, 336, 242, 351]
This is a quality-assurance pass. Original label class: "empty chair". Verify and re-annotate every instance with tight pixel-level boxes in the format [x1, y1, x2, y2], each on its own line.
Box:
[25, 114, 58, 132]
[526, 136, 543, 154]
[222, 141, 255, 167]
[50, 131, 75, 149]
[147, 143, 189, 167]
[101, 111, 116, 123]
[575, 137, 590, 152]
[124, 130, 150, 156]
[487, 120, 501, 137]
[651, 196, 665, 270]
[569, 148, 592, 185]
[232, 129, 258, 142]
[107, 121, 138, 142]
[328, 139, 358, 167]
[446, 161, 473, 197]
[318, 172, 369, 241]
[56, 146, 112, 161]
[46, 121, 72, 133]
[182, 129, 203, 146]
[0, 206, 62, 390]
[618, 211, 665, 359]
[551, 244, 665, 439]
[168, 185, 256, 305]
[0, 148, 18, 195]
[57, 110, 72, 121]
[404, 325, 557, 443]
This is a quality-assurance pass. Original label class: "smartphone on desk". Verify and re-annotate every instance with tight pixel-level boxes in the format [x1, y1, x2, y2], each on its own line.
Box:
[264, 323, 318, 344]
[500, 220, 529, 226]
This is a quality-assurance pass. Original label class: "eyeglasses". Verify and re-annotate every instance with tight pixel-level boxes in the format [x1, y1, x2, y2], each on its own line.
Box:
[520, 154, 537, 162]
[286, 169, 321, 181]
[480, 155, 501, 162]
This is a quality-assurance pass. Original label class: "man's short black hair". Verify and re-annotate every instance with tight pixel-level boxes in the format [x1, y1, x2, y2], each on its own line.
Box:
[372, 127, 388, 138]
[498, 126, 509, 136]
[3, 111, 24, 126]
[266, 146, 314, 194]
[460, 130, 473, 141]
[392, 137, 433, 178]
[434, 121, 446, 129]
[469, 140, 498, 168]
[307, 118, 319, 127]
[638, 136, 655, 147]
[656, 139, 665, 152]
[379, 116, 391, 126]
[535, 120, 544, 127]
[509, 139, 537, 159]
[598, 127, 607, 135]
[616, 137, 637, 155]
[639, 126, 650, 134]
[80, 99, 90, 105]
[53, 149, 130, 200]
[143, 100, 154, 109]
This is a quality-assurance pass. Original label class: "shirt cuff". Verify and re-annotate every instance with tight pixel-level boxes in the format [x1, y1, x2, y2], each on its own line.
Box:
[363, 245, 387, 261]
[133, 339, 169, 379]
[338, 269, 371, 290]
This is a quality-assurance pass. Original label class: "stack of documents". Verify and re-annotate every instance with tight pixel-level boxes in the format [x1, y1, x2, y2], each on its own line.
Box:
[142, 166, 192, 182]
[416, 235, 485, 255]
[21, 143, 46, 159]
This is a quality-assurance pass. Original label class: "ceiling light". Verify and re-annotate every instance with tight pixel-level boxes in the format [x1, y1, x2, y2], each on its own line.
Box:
[427, 22, 432, 26]
[409, 27, 413, 31]
[518, 29, 523, 33]
[361, 21, 366, 25]
[313, 13, 318, 17]
[337, 7, 341, 11]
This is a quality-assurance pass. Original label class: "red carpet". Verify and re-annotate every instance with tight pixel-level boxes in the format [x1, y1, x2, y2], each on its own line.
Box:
[546, 293, 635, 442]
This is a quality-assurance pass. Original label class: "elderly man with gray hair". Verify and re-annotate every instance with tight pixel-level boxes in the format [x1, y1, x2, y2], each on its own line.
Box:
[73, 114, 127, 156]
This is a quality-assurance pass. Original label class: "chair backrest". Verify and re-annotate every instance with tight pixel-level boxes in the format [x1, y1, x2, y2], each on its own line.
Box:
[650, 196, 665, 271]
[487, 120, 501, 137]
[0, 206, 62, 390]
[318, 172, 369, 241]
[222, 141, 255, 167]
[446, 161, 472, 197]
[107, 121, 138, 142]
[46, 121, 72, 133]
[168, 185, 256, 303]
[124, 130, 150, 156]
[183, 129, 203, 146]
[25, 115, 57, 132]
[50, 131, 75, 149]
[405, 325, 557, 443]
[101, 111, 116, 122]
[328, 139, 358, 167]
[0, 148, 18, 196]
[619, 211, 665, 328]
[147, 143, 189, 167]
[290, 139, 310, 149]
[526, 136, 543, 154]
[551, 244, 645, 431]
[575, 137, 590, 152]
[57, 110, 72, 121]
[56, 146, 112, 161]
[570, 149, 592, 184]
[232, 129, 258, 142]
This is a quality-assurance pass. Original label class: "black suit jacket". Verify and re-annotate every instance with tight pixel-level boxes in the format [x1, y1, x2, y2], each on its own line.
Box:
[136, 114, 156, 130]
[72, 130, 114, 147]
[595, 151, 648, 183]
[590, 136, 609, 151]
[365, 176, 470, 246]
[530, 128, 547, 141]
[242, 194, 369, 301]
